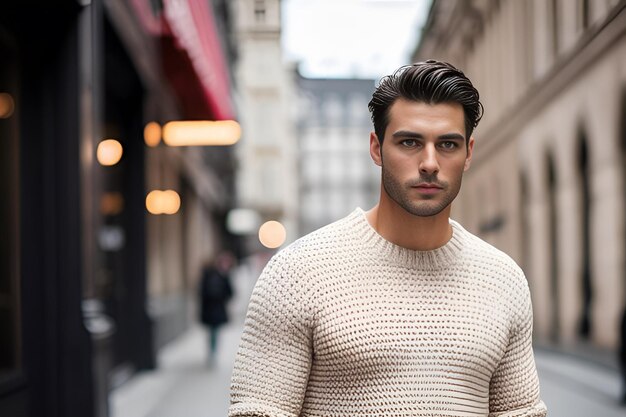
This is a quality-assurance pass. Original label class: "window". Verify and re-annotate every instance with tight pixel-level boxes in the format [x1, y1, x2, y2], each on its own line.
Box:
[348, 94, 366, 126]
[253, 94, 276, 145]
[578, 0, 590, 30]
[324, 93, 344, 128]
[254, 0, 266, 22]
[549, 0, 559, 57]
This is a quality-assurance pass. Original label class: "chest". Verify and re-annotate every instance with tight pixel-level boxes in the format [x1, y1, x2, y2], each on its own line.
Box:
[311, 270, 512, 381]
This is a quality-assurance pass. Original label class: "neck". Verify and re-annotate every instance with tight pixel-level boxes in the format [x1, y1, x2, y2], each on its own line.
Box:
[365, 197, 452, 251]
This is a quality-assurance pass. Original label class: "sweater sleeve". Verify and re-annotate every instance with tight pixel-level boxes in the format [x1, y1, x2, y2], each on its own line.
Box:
[488, 280, 547, 417]
[229, 250, 314, 417]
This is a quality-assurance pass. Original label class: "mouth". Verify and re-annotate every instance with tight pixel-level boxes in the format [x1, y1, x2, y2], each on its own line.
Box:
[411, 183, 443, 194]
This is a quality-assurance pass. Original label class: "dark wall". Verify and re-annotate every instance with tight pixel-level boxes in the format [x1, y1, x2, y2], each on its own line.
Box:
[101, 15, 155, 373]
[0, 4, 94, 417]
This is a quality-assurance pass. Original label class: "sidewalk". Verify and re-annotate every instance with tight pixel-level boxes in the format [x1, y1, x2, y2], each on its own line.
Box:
[535, 348, 626, 416]
[110, 261, 257, 417]
[110, 320, 244, 417]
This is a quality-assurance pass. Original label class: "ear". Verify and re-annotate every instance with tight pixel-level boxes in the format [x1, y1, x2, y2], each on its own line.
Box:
[464, 137, 475, 171]
[370, 132, 382, 166]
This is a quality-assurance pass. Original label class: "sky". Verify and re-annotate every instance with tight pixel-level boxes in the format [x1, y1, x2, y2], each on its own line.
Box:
[281, 0, 433, 80]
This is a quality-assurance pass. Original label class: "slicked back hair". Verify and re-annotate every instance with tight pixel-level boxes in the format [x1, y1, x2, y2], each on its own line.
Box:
[368, 60, 484, 145]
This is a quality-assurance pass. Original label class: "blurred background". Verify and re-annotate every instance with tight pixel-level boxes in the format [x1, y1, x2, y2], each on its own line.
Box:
[0, 0, 625, 416]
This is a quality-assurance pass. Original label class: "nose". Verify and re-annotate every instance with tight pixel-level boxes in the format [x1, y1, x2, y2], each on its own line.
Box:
[419, 143, 439, 175]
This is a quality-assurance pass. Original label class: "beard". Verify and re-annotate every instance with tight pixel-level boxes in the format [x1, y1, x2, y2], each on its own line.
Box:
[381, 164, 462, 217]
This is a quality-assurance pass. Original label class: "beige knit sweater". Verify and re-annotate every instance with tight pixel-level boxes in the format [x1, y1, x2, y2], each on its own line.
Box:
[230, 208, 547, 417]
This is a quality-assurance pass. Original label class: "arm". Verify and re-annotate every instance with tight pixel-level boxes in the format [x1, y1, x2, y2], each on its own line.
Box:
[489, 281, 547, 417]
[229, 251, 314, 417]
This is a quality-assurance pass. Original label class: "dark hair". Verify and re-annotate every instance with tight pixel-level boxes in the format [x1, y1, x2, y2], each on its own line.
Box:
[368, 60, 483, 143]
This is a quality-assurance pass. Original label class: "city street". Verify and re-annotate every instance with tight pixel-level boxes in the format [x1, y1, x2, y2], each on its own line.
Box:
[110, 270, 626, 417]
[110, 321, 242, 417]
[536, 350, 625, 416]
[3, 3, 626, 417]
[110, 264, 256, 417]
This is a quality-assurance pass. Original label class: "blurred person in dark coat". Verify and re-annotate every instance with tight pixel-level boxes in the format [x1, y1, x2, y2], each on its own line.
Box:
[199, 251, 235, 364]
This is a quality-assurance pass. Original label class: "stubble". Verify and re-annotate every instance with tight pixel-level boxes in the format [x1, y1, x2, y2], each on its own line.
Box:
[381, 164, 461, 217]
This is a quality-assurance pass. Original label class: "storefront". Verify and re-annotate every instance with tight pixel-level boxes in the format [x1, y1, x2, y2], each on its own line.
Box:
[0, 1, 238, 416]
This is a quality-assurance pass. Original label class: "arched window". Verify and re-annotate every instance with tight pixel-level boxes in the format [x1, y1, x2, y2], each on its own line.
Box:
[519, 172, 530, 274]
[578, 132, 592, 339]
[547, 153, 560, 342]
[549, 0, 559, 58]
[578, 0, 590, 31]
[618, 88, 626, 348]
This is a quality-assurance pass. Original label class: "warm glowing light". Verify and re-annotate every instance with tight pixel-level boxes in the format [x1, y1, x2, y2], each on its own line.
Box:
[97, 139, 123, 166]
[100, 192, 124, 216]
[144, 121, 161, 147]
[0, 93, 15, 119]
[258, 221, 286, 249]
[162, 190, 181, 214]
[146, 189, 181, 215]
[162, 120, 241, 146]
[146, 190, 163, 215]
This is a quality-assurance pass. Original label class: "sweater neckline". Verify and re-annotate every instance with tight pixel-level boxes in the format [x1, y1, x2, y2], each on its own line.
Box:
[351, 207, 465, 270]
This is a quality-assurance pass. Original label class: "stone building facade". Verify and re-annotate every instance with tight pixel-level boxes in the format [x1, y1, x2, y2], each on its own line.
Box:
[413, 0, 626, 350]
[231, 0, 300, 248]
[295, 76, 379, 234]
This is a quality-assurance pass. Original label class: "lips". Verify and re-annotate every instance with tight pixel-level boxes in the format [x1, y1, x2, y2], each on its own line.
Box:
[411, 183, 443, 194]
[413, 183, 442, 189]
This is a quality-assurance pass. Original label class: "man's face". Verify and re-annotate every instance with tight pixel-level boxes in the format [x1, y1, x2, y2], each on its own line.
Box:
[370, 98, 474, 217]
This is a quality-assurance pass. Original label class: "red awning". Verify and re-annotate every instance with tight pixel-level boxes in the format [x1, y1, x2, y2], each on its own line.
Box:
[131, 0, 235, 120]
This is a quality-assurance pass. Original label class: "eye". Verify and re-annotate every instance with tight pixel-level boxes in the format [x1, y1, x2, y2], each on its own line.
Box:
[400, 139, 418, 147]
[439, 141, 459, 150]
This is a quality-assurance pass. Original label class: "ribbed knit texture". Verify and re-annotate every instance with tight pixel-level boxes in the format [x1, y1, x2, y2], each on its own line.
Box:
[230, 208, 547, 417]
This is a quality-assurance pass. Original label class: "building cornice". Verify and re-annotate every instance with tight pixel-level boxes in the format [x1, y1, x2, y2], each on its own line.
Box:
[472, 1, 626, 165]
[413, 0, 488, 60]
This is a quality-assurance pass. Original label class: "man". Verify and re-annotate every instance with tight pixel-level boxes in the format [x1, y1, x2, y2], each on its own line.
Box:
[229, 60, 547, 416]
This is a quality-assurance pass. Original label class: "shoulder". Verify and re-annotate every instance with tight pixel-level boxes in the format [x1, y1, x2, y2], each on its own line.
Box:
[273, 210, 362, 263]
[453, 221, 524, 274]
[452, 220, 530, 298]
[453, 221, 534, 328]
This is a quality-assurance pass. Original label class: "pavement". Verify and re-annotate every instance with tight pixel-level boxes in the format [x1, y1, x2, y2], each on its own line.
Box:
[535, 348, 626, 416]
[110, 263, 626, 417]
[109, 261, 255, 417]
[110, 321, 243, 417]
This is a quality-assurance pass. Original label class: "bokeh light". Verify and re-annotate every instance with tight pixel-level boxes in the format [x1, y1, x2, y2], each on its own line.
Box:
[162, 120, 241, 146]
[162, 190, 181, 215]
[144, 121, 161, 147]
[97, 139, 123, 166]
[258, 220, 286, 249]
[0, 93, 15, 119]
[100, 192, 124, 216]
[146, 189, 181, 215]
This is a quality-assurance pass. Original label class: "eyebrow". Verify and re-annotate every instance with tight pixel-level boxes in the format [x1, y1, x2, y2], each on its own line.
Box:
[391, 131, 465, 141]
